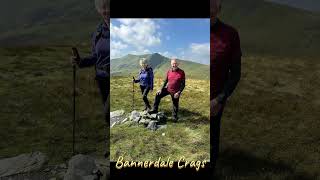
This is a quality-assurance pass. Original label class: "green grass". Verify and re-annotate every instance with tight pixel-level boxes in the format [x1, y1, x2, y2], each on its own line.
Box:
[110, 76, 210, 161]
[214, 56, 320, 179]
[0, 46, 106, 164]
[220, 0, 320, 58]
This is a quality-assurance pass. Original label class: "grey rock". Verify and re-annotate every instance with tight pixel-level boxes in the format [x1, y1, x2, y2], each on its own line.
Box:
[121, 118, 128, 124]
[129, 111, 140, 120]
[94, 157, 109, 180]
[51, 169, 56, 175]
[132, 116, 141, 123]
[0, 152, 48, 177]
[111, 121, 120, 128]
[63, 154, 98, 180]
[111, 110, 168, 131]
[139, 118, 151, 125]
[59, 163, 67, 169]
[43, 168, 51, 172]
[110, 110, 125, 118]
[110, 110, 125, 127]
[140, 111, 148, 116]
[157, 125, 167, 130]
[150, 114, 157, 119]
[147, 121, 158, 131]
[57, 171, 66, 179]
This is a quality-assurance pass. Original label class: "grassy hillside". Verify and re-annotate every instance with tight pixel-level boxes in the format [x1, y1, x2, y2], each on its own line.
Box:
[220, 0, 320, 58]
[265, 0, 320, 12]
[214, 55, 320, 179]
[0, 0, 319, 57]
[0, 0, 100, 47]
[111, 53, 210, 79]
[0, 46, 105, 163]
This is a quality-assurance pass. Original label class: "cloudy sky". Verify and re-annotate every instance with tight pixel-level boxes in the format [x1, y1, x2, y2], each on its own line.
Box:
[110, 19, 210, 65]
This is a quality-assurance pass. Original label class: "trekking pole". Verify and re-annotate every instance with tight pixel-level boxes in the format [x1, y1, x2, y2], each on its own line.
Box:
[72, 64, 76, 155]
[132, 76, 135, 111]
[72, 47, 80, 155]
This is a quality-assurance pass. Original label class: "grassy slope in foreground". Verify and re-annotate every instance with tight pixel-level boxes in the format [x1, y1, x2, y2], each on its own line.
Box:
[0, 46, 106, 163]
[110, 76, 210, 161]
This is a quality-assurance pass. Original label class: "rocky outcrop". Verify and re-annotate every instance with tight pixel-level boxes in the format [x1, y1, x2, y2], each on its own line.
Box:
[110, 110, 167, 131]
[0, 153, 109, 180]
[64, 154, 101, 180]
[0, 152, 48, 178]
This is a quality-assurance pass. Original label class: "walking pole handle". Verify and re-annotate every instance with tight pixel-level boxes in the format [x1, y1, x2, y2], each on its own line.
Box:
[72, 47, 80, 59]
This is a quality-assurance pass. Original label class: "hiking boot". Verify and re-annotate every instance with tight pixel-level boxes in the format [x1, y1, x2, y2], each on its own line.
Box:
[143, 106, 152, 111]
[173, 116, 178, 123]
[148, 109, 158, 114]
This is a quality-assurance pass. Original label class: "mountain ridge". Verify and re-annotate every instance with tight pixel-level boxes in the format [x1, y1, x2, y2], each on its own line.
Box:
[111, 53, 209, 79]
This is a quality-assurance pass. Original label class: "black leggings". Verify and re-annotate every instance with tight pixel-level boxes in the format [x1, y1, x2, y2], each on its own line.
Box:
[96, 77, 110, 123]
[96, 76, 110, 159]
[153, 88, 179, 119]
[210, 107, 224, 173]
[140, 85, 151, 109]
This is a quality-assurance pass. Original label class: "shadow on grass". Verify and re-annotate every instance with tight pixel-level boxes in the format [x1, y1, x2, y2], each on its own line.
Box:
[213, 148, 315, 180]
[162, 108, 209, 125]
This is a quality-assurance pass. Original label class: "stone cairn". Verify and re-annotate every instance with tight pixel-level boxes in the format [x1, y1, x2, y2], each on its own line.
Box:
[110, 110, 167, 131]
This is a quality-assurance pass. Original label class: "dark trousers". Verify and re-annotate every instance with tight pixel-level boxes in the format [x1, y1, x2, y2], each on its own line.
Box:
[153, 88, 179, 119]
[140, 85, 151, 109]
[210, 107, 224, 173]
[96, 76, 110, 159]
[96, 77, 110, 123]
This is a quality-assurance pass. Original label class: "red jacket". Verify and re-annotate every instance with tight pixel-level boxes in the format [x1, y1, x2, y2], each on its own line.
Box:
[211, 19, 242, 100]
[164, 68, 186, 94]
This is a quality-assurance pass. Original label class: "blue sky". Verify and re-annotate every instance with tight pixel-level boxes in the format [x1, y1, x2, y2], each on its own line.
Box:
[110, 19, 210, 65]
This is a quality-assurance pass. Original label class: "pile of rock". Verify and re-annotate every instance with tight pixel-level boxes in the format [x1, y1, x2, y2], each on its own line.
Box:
[0, 152, 49, 179]
[110, 110, 167, 131]
[0, 152, 108, 180]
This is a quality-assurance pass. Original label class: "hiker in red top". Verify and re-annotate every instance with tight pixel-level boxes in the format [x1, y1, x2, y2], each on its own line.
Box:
[211, 0, 242, 171]
[148, 59, 186, 122]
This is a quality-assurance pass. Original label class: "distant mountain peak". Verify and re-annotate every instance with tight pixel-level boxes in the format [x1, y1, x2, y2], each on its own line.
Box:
[149, 52, 164, 58]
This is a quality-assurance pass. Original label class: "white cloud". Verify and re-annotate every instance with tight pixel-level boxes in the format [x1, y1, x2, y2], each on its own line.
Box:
[111, 19, 161, 50]
[160, 51, 177, 59]
[128, 49, 151, 56]
[190, 43, 210, 56]
[110, 40, 128, 59]
[111, 40, 128, 49]
[110, 19, 162, 58]
[177, 43, 210, 65]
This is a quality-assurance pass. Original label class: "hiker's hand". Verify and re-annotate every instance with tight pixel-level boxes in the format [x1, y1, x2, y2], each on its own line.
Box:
[211, 98, 222, 117]
[70, 56, 80, 66]
[174, 92, 180, 99]
[157, 90, 162, 95]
